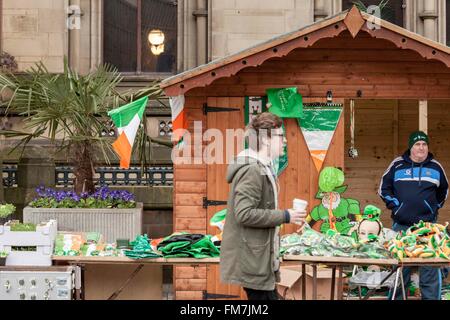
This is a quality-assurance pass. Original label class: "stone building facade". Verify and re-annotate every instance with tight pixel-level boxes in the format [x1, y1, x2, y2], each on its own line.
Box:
[1, 1, 448, 75]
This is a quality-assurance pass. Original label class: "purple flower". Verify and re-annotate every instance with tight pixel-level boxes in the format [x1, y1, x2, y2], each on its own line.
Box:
[33, 185, 135, 208]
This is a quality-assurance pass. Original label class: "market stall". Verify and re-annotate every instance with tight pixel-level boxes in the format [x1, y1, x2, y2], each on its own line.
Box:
[160, 6, 450, 299]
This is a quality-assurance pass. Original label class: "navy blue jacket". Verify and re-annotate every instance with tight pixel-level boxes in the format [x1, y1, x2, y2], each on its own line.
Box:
[379, 151, 448, 226]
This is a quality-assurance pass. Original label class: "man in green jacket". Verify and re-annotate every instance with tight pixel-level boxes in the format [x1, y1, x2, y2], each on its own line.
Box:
[220, 112, 307, 300]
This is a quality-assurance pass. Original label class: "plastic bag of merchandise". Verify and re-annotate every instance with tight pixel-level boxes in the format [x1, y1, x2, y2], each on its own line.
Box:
[310, 244, 334, 257]
[357, 243, 392, 259]
[280, 233, 303, 249]
[380, 228, 397, 244]
[325, 229, 357, 251]
[297, 224, 325, 247]
[284, 245, 311, 256]
[54, 232, 84, 256]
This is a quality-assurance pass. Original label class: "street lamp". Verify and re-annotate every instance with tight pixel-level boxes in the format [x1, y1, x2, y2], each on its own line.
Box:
[148, 29, 165, 55]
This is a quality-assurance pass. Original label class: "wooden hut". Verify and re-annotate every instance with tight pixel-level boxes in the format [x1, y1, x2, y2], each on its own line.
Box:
[161, 6, 450, 300]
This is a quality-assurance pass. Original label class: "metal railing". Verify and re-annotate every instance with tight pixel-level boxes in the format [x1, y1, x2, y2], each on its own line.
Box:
[2, 165, 173, 187]
[55, 166, 173, 187]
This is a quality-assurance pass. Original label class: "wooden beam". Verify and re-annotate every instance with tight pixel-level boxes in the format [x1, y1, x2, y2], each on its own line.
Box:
[419, 100, 428, 134]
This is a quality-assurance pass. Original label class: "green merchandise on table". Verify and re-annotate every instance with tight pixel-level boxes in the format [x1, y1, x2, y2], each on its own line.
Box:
[281, 226, 391, 259]
[386, 221, 450, 260]
[124, 234, 162, 259]
[157, 233, 220, 259]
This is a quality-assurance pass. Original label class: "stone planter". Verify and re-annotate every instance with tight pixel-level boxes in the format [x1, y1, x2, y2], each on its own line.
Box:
[23, 203, 143, 243]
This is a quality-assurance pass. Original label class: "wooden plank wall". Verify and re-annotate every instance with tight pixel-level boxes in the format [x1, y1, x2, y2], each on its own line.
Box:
[344, 99, 450, 228]
[172, 96, 208, 300]
[205, 97, 247, 300]
[428, 100, 450, 224]
[279, 98, 344, 235]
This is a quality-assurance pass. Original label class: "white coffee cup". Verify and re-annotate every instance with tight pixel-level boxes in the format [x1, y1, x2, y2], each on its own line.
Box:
[293, 198, 308, 211]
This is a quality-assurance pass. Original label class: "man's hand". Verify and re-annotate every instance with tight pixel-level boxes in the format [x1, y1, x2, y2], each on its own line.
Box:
[287, 209, 307, 225]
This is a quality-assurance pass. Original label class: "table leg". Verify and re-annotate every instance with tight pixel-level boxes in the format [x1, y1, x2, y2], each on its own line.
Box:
[312, 265, 318, 300]
[107, 264, 144, 300]
[391, 268, 401, 301]
[400, 267, 407, 300]
[80, 264, 86, 300]
[302, 264, 306, 300]
[331, 267, 336, 300]
[74, 264, 82, 300]
[337, 267, 344, 300]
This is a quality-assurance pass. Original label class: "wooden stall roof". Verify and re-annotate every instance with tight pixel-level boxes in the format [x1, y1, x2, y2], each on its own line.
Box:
[161, 6, 450, 97]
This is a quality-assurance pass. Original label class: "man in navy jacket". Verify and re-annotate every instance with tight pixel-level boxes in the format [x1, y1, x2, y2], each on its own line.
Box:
[379, 131, 448, 300]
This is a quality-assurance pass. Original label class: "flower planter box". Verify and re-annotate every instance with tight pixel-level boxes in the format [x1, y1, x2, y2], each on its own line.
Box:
[0, 220, 57, 266]
[23, 203, 143, 243]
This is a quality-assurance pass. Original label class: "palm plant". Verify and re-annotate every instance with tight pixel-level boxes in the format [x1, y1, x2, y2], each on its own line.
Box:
[352, 0, 395, 22]
[0, 59, 169, 193]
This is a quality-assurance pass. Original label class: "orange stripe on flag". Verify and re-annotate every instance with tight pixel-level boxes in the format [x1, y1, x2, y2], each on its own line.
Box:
[310, 150, 326, 172]
[172, 111, 187, 142]
[112, 132, 132, 169]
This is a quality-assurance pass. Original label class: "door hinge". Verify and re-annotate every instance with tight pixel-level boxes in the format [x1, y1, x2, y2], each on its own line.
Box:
[203, 103, 241, 115]
[203, 197, 227, 209]
[203, 290, 240, 300]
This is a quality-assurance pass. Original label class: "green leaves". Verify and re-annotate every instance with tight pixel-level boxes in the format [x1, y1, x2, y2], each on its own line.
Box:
[0, 203, 15, 218]
[0, 58, 165, 187]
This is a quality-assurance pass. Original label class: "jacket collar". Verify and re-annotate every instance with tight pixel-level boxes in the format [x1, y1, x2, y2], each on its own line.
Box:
[402, 150, 434, 165]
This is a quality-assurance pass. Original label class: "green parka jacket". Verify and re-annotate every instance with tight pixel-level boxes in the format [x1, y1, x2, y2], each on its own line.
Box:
[220, 150, 288, 291]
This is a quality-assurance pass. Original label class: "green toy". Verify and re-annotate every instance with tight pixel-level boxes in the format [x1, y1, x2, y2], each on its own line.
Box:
[350, 205, 383, 243]
[308, 167, 361, 235]
[362, 205, 381, 221]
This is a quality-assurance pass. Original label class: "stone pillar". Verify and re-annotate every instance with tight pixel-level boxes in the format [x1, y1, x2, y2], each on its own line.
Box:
[69, 0, 82, 71]
[194, 0, 208, 66]
[314, 0, 328, 21]
[89, 0, 102, 71]
[314, 0, 342, 21]
[405, 0, 445, 44]
[421, 0, 438, 41]
[177, 0, 198, 71]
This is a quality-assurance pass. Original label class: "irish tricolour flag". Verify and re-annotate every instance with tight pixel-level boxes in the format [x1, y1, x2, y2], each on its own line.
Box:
[108, 96, 148, 169]
[169, 95, 187, 143]
[299, 105, 342, 172]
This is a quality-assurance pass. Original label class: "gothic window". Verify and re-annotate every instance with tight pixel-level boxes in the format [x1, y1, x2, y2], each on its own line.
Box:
[103, 0, 177, 74]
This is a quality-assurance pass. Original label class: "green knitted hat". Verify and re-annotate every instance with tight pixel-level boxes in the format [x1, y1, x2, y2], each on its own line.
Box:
[408, 131, 429, 149]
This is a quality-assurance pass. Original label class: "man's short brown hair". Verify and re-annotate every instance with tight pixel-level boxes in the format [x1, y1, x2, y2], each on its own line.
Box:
[246, 112, 282, 151]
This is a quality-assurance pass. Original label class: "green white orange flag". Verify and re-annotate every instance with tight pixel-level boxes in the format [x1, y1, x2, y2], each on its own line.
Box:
[108, 96, 148, 169]
[169, 95, 187, 144]
[298, 104, 343, 172]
